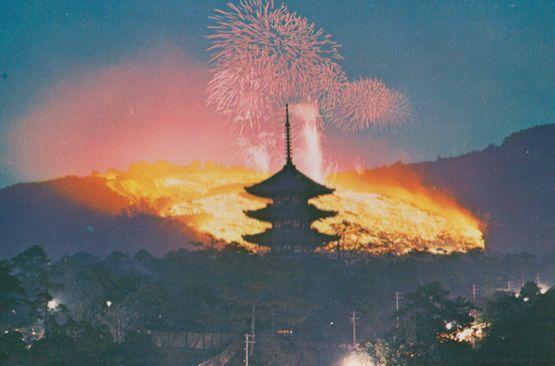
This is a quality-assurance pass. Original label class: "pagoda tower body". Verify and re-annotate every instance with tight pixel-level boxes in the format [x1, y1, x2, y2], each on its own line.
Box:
[243, 105, 338, 253]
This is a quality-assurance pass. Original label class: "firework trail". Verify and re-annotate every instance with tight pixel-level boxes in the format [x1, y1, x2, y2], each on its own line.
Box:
[300, 122, 324, 181]
[235, 129, 277, 171]
[290, 103, 325, 182]
[207, 0, 345, 126]
[354, 156, 366, 175]
[330, 78, 410, 132]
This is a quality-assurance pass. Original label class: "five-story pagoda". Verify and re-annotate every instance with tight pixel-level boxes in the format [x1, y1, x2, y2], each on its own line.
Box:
[243, 105, 338, 253]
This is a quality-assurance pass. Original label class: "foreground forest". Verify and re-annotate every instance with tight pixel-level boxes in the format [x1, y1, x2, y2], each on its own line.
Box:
[2, 246, 555, 365]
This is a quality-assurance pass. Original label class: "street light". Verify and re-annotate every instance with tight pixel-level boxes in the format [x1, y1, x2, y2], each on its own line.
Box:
[45, 298, 60, 339]
[538, 283, 550, 294]
[47, 299, 59, 311]
[342, 351, 374, 366]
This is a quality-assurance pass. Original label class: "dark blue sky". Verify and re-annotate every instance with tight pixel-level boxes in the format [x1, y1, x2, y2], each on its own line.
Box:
[1, 1, 553, 187]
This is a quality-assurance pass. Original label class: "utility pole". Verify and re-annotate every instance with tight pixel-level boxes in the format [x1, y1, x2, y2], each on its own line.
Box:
[44, 300, 48, 339]
[349, 310, 358, 350]
[536, 272, 541, 284]
[44, 297, 50, 366]
[395, 292, 401, 311]
[244, 333, 249, 366]
[472, 284, 477, 301]
[250, 305, 256, 356]
[244, 305, 256, 366]
[507, 281, 512, 292]
[395, 291, 402, 328]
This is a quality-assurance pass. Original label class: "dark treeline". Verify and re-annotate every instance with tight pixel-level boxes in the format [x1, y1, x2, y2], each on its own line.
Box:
[1, 245, 555, 365]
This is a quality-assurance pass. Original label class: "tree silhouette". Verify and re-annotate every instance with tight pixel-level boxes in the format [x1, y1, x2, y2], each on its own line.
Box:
[330, 219, 369, 264]
[475, 282, 555, 365]
[389, 282, 476, 365]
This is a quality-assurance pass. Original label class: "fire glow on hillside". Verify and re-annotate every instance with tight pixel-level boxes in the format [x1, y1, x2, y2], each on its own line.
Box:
[98, 161, 484, 255]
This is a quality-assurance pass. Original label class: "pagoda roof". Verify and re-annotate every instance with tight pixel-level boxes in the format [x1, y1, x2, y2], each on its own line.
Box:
[245, 162, 334, 199]
[243, 227, 338, 247]
[245, 203, 336, 222]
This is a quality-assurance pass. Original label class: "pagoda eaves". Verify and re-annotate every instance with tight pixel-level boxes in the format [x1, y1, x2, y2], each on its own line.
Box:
[244, 162, 334, 199]
[242, 105, 338, 253]
[245, 202, 336, 223]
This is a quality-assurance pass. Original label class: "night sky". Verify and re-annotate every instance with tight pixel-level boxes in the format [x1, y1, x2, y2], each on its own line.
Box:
[1, 1, 553, 187]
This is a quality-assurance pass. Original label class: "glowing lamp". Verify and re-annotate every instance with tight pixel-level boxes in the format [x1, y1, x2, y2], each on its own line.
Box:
[47, 299, 59, 310]
[342, 352, 374, 366]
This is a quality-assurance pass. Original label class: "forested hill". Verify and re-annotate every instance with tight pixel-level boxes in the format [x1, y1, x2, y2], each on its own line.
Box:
[406, 123, 555, 253]
[1, 124, 553, 257]
[0, 176, 198, 258]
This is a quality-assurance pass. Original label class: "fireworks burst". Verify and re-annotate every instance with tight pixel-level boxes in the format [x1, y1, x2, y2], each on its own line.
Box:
[330, 78, 410, 132]
[207, 0, 412, 172]
[207, 0, 345, 126]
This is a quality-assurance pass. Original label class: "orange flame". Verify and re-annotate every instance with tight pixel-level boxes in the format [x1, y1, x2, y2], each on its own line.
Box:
[92, 161, 484, 255]
[316, 165, 485, 254]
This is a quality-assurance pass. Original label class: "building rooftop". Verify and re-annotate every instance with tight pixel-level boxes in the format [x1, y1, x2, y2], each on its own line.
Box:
[245, 104, 334, 199]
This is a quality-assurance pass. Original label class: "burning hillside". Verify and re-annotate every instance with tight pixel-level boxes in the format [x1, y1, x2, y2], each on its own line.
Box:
[96, 161, 484, 254]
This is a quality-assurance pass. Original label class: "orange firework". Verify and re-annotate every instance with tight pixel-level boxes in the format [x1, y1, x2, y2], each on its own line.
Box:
[330, 78, 410, 132]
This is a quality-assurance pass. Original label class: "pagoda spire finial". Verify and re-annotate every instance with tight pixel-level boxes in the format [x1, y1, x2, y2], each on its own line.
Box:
[285, 104, 293, 165]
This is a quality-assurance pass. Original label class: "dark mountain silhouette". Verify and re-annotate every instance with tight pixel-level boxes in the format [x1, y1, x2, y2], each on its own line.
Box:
[0, 176, 199, 258]
[406, 123, 555, 254]
[1, 124, 553, 257]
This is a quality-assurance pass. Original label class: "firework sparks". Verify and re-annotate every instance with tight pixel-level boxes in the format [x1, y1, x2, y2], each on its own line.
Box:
[207, 0, 345, 126]
[235, 128, 277, 172]
[207, 0, 412, 175]
[290, 102, 326, 182]
[331, 78, 410, 132]
[354, 157, 366, 175]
